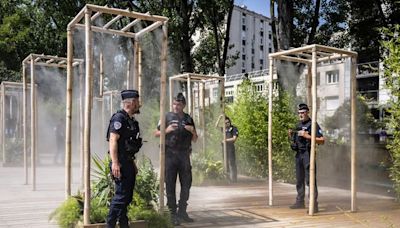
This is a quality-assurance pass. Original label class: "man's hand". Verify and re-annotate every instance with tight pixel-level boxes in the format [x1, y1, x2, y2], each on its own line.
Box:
[111, 162, 121, 179]
[166, 123, 178, 134]
[184, 125, 195, 134]
[298, 130, 310, 139]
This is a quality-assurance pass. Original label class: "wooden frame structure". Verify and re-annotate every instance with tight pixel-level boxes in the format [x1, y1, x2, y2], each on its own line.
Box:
[267, 44, 358, 215]
[168, 73, 226, 167]
[22, 54, 83, 191]
[67, 4, 168, 224]
[0, 82, 30, 166]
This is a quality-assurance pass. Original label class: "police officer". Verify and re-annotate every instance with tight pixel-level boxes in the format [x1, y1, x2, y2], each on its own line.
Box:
[224, 116, 239, 182]
[155, 93, 198, 226]
[106, 90, 142, 228]
[288, 103, 324, 213]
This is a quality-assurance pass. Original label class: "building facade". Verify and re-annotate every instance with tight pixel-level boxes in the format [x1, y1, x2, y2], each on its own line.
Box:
[226, 5, 274, 76]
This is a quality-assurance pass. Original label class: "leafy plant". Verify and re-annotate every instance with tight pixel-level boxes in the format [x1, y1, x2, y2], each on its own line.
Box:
[128, 207, 173, 228]
[49, 196, 82, 228]
[134, 155, 159, 208]
[381, 24, 400, 200]
[91, 154, 114, 207]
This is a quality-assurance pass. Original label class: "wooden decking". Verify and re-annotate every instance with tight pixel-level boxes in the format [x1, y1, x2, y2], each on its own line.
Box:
[0, 166, 399, 227]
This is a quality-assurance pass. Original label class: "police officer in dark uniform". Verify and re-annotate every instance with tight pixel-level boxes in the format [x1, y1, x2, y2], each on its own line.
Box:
[289, 103, 324, 213]
[155, 93, 198, 226]
[106, 90, 142, 228]
[224, 116, 239, 182]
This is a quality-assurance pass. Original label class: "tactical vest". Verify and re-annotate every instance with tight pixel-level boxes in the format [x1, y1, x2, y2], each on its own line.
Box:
[165, 112, 194, 151]
[107, 110, 142, 160]
[294, 119, 312, 152]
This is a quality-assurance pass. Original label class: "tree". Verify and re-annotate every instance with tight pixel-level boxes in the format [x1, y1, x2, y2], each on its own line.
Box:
[381, 24, 400, 200]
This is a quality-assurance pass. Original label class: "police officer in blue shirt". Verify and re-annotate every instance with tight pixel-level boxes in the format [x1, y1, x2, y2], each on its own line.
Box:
[224, 116, 239, 182]
[155, 92, 198, 226]
[106, 90, 142, 228]
[289, 103, 324, 213]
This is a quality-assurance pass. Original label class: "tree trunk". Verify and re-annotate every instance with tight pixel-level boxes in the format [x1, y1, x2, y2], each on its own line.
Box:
[220, 0, 234, 76]
[180, 0, 194, 73]
[307, 0, 321, 44]
[277, 0, 293, 50]
[270, 0, 279, 51]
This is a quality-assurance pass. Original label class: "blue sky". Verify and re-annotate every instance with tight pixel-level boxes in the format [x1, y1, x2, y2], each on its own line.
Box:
[234, 0, 270, 17]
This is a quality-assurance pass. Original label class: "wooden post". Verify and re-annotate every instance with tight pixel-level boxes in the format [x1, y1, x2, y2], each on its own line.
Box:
[79, 64, 85, 189]
[134, 39, 139, 90]
[1, 83, 5, 164]
[187, 75, 192, 115]
[307, 64, 312, 106]
[158, 21, 168, 212]
[200, 82, 205, 154]
[169, 78, 173, 111]
[138, 44, 143, 103]
[23, 64, 28, 184]
[220, 79, 227, 171]
[308, 46, 317, 216]
[351, 56, 358, 212]
[126, 60, 131, 89]
[30, 57, 36, 191]
[267, 57, 273, 206]
[65, 28, 74, 197]
[83, 8, 93, 225]
[99, 53, 104, 97]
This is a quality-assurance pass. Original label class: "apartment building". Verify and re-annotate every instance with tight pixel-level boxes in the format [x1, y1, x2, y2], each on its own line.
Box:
[226, 5, 274, 76]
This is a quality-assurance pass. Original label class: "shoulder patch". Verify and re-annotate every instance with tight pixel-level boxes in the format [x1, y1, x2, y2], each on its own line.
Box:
[114, 121, 122, 130]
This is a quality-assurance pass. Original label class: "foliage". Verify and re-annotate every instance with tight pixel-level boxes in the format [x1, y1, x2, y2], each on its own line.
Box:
[91, 154, 114, 207]
[192, 150, 227, 185]
[381, 24, 400, 200]
[323, 95, 383, 143]
[49, 196, 82, 228]
[128, 207, 173, 228]
[134, 155, 159, 208]
[51, 154, 164, 225]
[225, 80, 297, 182]
[4, 139, 23, 164]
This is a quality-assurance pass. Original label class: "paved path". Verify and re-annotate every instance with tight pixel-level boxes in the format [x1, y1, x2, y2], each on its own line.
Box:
[0, 166, 399, 227]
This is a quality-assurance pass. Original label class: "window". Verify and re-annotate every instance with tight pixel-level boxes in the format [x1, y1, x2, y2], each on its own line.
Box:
[242, 47, 245, 53]
[269, 47, 272, 53]
[260, 31, 264, 37]
[254, 83, 264, 92]
[260, 59, 264, 65]
[260, 19, 264, 24]
[260, 45, 264, 51]
[326, 96, 339, 110]
[251, 63, 255, 69]
[251, 48, 254, 54]
[242, 25, 246, 31]
[269, 33, 272, 39]
[212, 88, 218, 98]
[242, 62, 245, 68]
[242, 40, 246, 46]
[326, 70, 339, 84]
[242, 69, 246, 73]
[242, 54, 246, 60]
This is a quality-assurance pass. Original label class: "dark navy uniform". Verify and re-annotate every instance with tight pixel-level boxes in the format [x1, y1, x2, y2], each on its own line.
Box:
[226, 125, 238, 182]
[159, 111, 195, 219]
[106, 109, 142, 228]
[292, 118, 323, 206]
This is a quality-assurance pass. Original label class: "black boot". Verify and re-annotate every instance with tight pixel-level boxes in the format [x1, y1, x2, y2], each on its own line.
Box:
[289, 201, 305, 209]
[178, 205, 194, 223]
[171, 213, 181, 226]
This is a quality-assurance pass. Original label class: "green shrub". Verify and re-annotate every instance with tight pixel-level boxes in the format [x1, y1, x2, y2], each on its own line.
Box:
[49, 196, 81, 227]
[128, 207, 173, 228]
[381, 24, 400, 200]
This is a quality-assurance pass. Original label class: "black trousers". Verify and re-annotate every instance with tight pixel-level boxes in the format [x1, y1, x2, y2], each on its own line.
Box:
[107, 159, 137, 228]
[295, 150, 318, 203]
[165, 148, 192, 213]
[227, 145, 237, 182]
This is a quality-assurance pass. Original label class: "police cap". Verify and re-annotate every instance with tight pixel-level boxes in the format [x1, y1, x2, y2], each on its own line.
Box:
[174, 92, 186, 104]
[298, 103, 309, 111]
[121, 90, 139, 100]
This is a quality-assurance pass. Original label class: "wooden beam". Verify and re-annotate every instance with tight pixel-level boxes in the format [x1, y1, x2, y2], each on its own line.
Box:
[135, 21, 163, 38]
[274, 55, 310, 65]
[86, 4, 168, 22]
[75, 24, 136, 39]
[103, 14, 123, 29]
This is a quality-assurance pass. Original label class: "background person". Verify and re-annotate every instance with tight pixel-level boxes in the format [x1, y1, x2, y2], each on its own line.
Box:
[288, 103, 324, 213]
[106, 90, 142, 228]
[155, 92, 198, 226]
